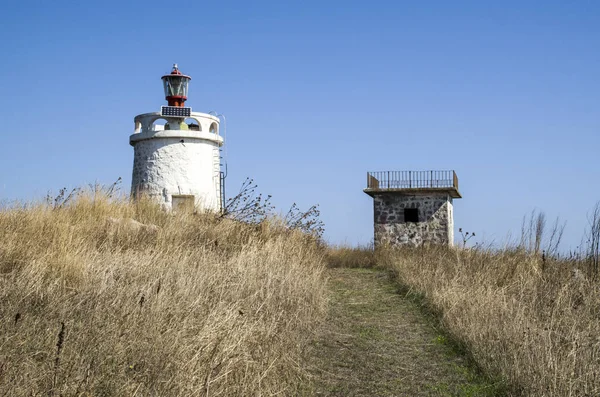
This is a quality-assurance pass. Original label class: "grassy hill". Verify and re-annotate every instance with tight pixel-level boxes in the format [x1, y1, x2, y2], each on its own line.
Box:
[0, 195, 326, 395]
[380, 245, 600, 396]
[3, 194, 599, 396]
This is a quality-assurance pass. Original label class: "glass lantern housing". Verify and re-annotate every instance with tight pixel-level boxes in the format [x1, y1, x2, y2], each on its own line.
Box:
[162, 75, 190, 99]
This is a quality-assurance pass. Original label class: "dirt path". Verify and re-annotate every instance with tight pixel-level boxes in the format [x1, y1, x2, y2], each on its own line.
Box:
[305, 268, 500, 396]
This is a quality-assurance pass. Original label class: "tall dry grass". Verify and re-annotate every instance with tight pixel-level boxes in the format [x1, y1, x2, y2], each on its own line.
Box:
[0, 194, 327, 396]
[324, 245, 378, 269]
[382, 246, 600, 396]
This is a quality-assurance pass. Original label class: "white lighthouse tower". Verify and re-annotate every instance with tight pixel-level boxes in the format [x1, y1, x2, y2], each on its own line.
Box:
[130, 64, 224, 212]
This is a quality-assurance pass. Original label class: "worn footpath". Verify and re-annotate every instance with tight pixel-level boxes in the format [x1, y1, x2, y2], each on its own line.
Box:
[305, 268, 500, 397]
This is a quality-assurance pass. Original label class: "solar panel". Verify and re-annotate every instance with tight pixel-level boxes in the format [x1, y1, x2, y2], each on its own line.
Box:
[161, 106, 191, 117]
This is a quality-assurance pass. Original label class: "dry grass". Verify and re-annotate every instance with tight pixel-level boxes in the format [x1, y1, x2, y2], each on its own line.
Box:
[0, 194, 327, 396]
[324, 245, 378, 269]
[381, 246, 600, 396]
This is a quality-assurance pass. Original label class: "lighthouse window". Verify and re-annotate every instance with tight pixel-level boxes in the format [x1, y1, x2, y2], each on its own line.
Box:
[404, 208, 419, 223]
[209, 123, 218, 134]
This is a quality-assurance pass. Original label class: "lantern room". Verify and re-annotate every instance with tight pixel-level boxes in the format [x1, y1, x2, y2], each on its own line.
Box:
[161, 64, 191, 107]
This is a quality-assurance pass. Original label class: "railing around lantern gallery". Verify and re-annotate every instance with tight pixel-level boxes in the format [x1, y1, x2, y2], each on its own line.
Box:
[366, 170, 459, 191]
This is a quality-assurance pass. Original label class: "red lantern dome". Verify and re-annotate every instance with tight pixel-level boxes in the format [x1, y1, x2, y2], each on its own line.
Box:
[161, 64, 191, 107]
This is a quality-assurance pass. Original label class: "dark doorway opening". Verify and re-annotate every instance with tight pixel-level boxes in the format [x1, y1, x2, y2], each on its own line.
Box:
[404, 208, 419, 223]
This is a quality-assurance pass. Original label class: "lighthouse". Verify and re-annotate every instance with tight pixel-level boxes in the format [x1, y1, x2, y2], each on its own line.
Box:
[130, 64, 224, 212]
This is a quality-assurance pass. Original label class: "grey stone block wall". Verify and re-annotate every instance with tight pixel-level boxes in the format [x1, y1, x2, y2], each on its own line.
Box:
[373, 192, 454, 247]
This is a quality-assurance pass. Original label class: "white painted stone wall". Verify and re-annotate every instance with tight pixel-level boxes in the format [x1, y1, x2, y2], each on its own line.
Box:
[373, 192, 454, 247]
[448, 199, 454, 246]
[130, 112, 223, 212]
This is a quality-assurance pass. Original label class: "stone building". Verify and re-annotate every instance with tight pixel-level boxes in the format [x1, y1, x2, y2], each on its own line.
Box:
[364, 170, 462, 247]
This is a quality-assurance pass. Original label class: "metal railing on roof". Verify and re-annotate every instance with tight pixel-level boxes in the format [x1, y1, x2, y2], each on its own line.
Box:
[366, 170, 458, 191]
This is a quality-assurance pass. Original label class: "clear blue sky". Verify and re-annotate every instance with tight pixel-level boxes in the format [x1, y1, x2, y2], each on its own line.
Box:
[1, 1, 599, 250]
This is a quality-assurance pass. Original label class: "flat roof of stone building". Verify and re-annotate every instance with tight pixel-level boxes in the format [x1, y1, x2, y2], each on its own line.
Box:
[363, 187, 462, 198]
[364, 170, 462, 199]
